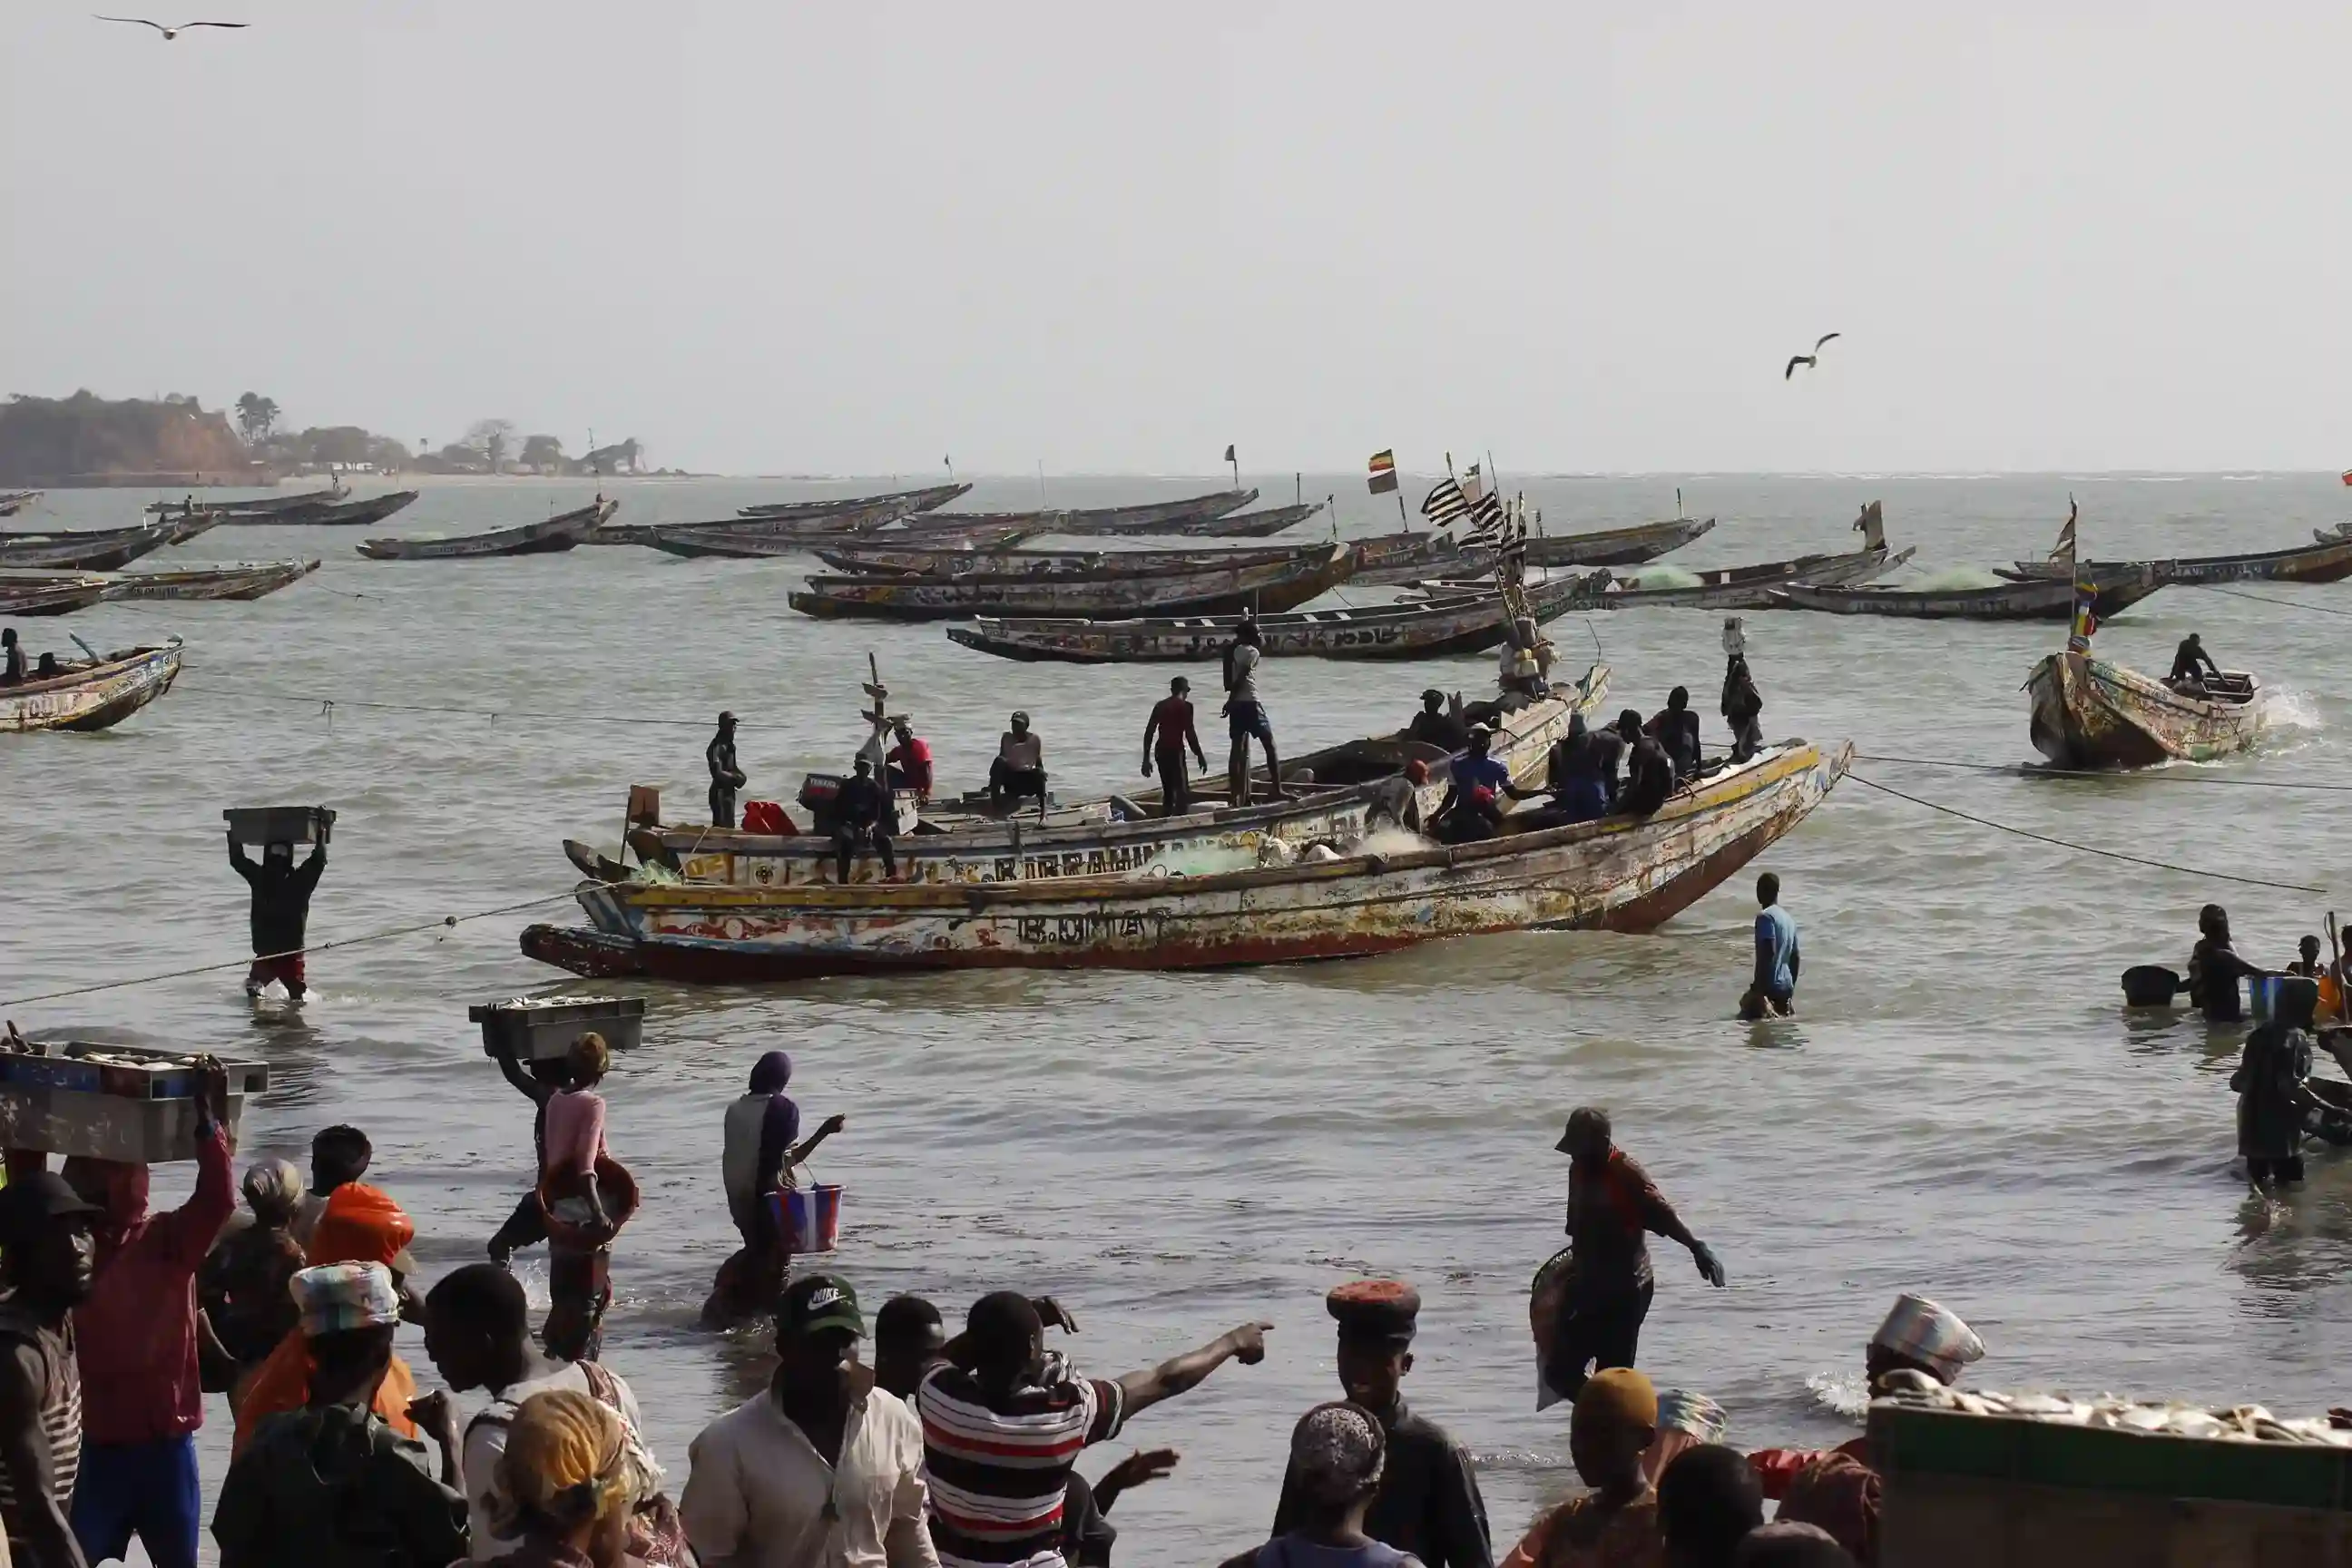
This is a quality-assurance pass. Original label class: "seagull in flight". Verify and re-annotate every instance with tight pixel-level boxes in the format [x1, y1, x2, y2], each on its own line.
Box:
[1784, 332, 1842, 380]
[94, 15, 248, 39]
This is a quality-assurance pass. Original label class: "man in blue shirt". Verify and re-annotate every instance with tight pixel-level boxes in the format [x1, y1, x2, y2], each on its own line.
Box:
[1742, 872, 1799, 1020]
[1434, 729, 1513, 844]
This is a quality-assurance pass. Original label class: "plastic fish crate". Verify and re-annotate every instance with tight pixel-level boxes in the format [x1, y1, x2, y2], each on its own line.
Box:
[468, 995, 645, 1062]
[224, 805, 335, 847]
[0, 1043, 267, 1162]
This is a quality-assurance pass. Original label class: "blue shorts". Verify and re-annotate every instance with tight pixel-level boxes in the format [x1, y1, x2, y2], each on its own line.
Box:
[74, 1434, 200, 1568]
[1227, 701, 1274, 743]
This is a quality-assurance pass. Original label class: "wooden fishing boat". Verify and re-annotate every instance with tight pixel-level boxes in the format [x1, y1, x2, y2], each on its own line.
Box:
[103, 560, 321, 602]
[2026, 652, 2269, 768]
[0, 521, 179, 573]
[642, 521, 1040, 560]
[812, 538, 1328, 579]
[736, 481, 971, 520]
[549, 671, 1607, 898]
[788, 541, 1357, 621]
[2006, 534, 2352, 585]
[0, 575, 112, 617]
[147, 483, 347, 517]
[0, 640, 183, 733]
[353, 498, 616, 560]
[1524, 516, 1715, 568]
[161, 510, 222, 546]
[523, 735, 1844, 980]
[227, 490, 419, 527]
[1138, 500, 1323, 538]
[920, 487, 1259, 537]
[946, 570, 1602, 663]
[0, 492, 42, 518]
[1765, 568, 2164, 620]
[1350, 532, 1468, 586]
[1592, 545, 1916, 610]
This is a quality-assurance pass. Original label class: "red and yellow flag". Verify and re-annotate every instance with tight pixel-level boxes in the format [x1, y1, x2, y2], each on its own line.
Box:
[1367, 449, 1397, 495]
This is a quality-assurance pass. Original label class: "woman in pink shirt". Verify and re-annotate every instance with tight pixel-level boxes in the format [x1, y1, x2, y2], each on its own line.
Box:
[537, 1034, 637, 1361]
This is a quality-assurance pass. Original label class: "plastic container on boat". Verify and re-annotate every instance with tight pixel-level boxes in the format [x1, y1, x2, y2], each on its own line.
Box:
[469, 995, 646, 1062]
[0, 1042, 267, 1162]
[224, 805, 336, 847]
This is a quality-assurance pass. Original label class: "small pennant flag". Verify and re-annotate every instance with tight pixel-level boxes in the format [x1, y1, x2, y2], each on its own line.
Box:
[1461, 463, 1488, 505]
[1367, 449, 1398, 495]
[1420, 477, 1470, 526]
[2049, 495, 2078, 566]
[1223, 444, 1237, 464]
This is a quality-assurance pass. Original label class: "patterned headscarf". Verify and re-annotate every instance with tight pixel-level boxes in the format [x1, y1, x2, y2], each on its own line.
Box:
[1290, 1401, 1386, 1505]
[290, 1261, 402, 1337]
[493, 1390, 644, 1538]
[1871, 1294, 1984, 1384]
[241, 1157, 306, 1218]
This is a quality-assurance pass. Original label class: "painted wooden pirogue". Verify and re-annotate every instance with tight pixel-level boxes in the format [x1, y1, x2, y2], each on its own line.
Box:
[1590, 544, 1916, 610]
[946, 571, 1601, 663]
[2006, 534, 2352, 585]
[601, 671, 1606, 893]
[2026, 652, 2269, 768]
[788, 541, 1358, 621]
[737, 481, 971, 520]
[1766, 568, 2164, 620]
[642, 521, 1042, 560]
[103, 560, 321, 601]
[921, 487, 1259, 537]
[0, 520, 185, 573]
[524, 736, 1847, 980]
[816, 528, 1432, 583]
[1146, 501, 1324, 538]
[218, 490, 418, 527]
[1523, 516, 1715, 568]
[0, 492, 43, 518]
[149, 484, 346, 517]
[354, 498, 618, 560]
[0, 641, 183, 733]
[0, 575, 112, 616]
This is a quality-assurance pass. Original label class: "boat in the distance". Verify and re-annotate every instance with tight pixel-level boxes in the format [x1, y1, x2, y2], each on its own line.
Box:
[0, 520, 182, 573]
[946, 571, 1600, 663]
[2026, 652, 2269, 768]
[922, 487, 1259, 538]
[103, 560, 321, 602]
[147, 483, 348, 518]
[0, 491, 42, 518]
[1592, 545, 1915, 611]
[0, 640, 183, 733]
[355, 498, 617, 561]
[787, 541, 1357, 621]
[0, 574, 113, 616]
[1523, 515, 1715, 568]
[736, 481, 971, 520]
[2006, 534, 2352, 586]
[1766, 567, 2163, 621]
[223, 489, 419, 528]
[641, 520, 1041, 560]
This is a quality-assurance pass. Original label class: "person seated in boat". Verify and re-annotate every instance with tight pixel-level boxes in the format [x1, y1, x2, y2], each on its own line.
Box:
[1616, 710, 1676, 818]
[886, 718, 935, 800]
[1645, 686, 1703, 782]
[0, 628, 22, 685]
[1497, 615, 1554, 704]
[1432, 729, 1511, 844]
[707, 710, 747, 828]
[988, 710, 1049, 806]
[34, 652, 58, 678]
[1362, 760, 1428, 837]
[2168, 632, 2221, 692]
[2288, 935, 2326, 979]
[2189, 903, 2269, 1024]
[1503, 712, 1609, 829]
[1406, 688, 1472, 753]
[832, 755, 898, 882]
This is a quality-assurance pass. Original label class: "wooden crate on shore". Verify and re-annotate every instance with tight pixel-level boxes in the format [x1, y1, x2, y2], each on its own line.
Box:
[0, 1043, 266, 1163]
[1874, 1402, 2352, 1567]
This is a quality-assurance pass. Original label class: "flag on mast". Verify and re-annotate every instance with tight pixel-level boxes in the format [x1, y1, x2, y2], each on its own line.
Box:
[1367, 449, 1398, 495]
[1223, 445, 1236, 464]
[1419, 476, 1471, 526]
[1460, 464, 1488, 505]
[2049, 495, 2079, 567]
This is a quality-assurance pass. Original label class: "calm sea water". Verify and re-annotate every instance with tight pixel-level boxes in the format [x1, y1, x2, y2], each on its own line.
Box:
[8, 472, 2352, 1563]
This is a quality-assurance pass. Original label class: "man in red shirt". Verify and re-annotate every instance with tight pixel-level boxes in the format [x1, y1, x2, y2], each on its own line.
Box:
[886, 718, 935, 801]
[62, 1058, 232, 1568]
[1142, 677, 1209, 818]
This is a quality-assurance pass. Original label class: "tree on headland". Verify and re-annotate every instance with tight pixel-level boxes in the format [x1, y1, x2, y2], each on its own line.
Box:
[234, 392, 279, 444]
[518, 433, 566, 473]
[464, 417, 517, 475]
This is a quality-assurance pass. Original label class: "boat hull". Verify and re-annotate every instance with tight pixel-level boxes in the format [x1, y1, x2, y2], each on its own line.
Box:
[1596, 547, 1913, 610]
[355, 499, 615, 560]
[0, 642, 182, 733]
[1524, 517, 1714, 567]
[103, 560, 320, 601]
[923, 488, 1259, 537]
[1768, 570, 2162, 620]
[223, 490, 419, 527]
[2009, 534, 2352, 585]
[0, 522, 178, 573]
[533, 740, 1845, 979]
[737, 481, 971, 520]
[787, 543, 1357, 621]
[2025, 652, 2269, 768]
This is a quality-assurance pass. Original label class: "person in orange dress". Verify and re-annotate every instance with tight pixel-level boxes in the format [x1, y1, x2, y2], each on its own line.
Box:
[1499, 1368, 1662, 1568]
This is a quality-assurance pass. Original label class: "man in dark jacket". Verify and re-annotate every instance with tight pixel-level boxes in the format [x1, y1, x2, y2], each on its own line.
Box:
[1616, 710, 1676, 818]
[1647, 687, 1703, 781]
[831, 756, 897, 883]
[707, 710, 747, 828]
[229, 838, 327, 999]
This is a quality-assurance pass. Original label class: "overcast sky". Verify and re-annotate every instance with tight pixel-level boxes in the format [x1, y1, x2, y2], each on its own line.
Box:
[5, 2, 2347, 474]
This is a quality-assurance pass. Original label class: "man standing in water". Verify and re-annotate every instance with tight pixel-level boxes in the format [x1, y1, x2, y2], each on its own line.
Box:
[1740, 873, 1800, 1021]
[1545, 1108, 1725, 1403]
[1142, 677, 1209, 817]
[1271, 1281, 1492, 1568]
[2190, 904, 2269, 1024]
[707, 710, 747, 828]
[228, 834, 327, 1000]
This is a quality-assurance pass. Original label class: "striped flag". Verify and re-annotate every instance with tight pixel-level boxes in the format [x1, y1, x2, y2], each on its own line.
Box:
[1465, 490, 1507, 544]
[1420, 477, 1470, 526]
[2049, 495, 2078, 566]
[1367, 449, 1398, 495]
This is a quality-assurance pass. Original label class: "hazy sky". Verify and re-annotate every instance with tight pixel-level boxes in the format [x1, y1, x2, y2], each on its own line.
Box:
[5, 2, 2348, 474]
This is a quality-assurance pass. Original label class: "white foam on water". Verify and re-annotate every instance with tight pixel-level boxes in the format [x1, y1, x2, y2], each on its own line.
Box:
[2265, 687, 2322, 732]
[1807, 1368, 1872, 1421]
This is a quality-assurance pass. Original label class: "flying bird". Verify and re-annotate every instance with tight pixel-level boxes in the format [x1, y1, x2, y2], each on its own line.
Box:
[93, 15, 248, 39]
[1784, 332, 1842, 380]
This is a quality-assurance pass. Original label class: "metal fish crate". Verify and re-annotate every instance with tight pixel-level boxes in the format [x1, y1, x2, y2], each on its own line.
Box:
[0, 1042, 267, 1162]
[224, 805, 336, 847]
[468, 995, 645, 1063]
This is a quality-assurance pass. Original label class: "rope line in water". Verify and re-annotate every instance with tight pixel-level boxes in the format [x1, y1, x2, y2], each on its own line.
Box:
[2188, 583, 2352, 618]
[1845, 771, 2328, 894]
[1853, 752, 2352, 792]
[0, 887, 579, 1010]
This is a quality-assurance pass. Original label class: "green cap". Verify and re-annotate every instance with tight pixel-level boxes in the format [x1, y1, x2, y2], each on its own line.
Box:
[779, 1273, 864, 1338]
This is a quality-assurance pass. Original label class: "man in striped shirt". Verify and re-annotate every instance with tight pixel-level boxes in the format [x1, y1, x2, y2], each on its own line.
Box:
[0, 1172, 102, 1568]
[917, 1292, 1270, 1568]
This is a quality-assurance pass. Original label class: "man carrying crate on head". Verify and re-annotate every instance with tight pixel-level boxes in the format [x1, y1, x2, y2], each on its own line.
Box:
[228, 835, 327, 1001]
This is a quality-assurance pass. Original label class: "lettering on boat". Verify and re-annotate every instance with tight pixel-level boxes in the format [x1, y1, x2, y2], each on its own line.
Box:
[1014, 913, 1156, 945]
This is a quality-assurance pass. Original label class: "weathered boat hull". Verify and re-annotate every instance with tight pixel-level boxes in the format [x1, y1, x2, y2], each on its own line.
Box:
[228, 490, 419, 527]
[149, 485, 346, 517]
[787, 543, 1357, 621]
[531, 740, 1845, 979]
[648, 522, 1039, 560]
[2026, 652, 2269, 768]
[0, 492, 44, 518]
[1524, 516, 1715, 567]
[0, 522, 179, 573]
[103, 560, 321, 601]
[1767, 570, 2163, 620]
[2009, 534, 2352, 585]
[1130, 501, 1323, 538]
[737, 481, 972, 520]
[1592, 546, 1914, 610]
[0, 577, 112, 616]
[815, 540, 1316, 578]
[922, 488, 1259, 537]
[0, 642, 183, 733]
[946, 571, 1599, 663]
[355, 499, 616, 560]
[627, 671, 1608, 890]
[1349, 533, 1468, 587]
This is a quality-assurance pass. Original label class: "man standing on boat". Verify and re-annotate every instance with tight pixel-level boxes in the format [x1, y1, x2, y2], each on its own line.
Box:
[2169, 632, 2221, 692]
[1, 628, 24, 686]
[1142, 677, 1209, 818]
[1223, 620, 1286, 807]
[707, 710, 747, 828]
[1407, 689, 1471, 753]
[1720, 618, 1763, 763]
[229, 836, 327, 1000]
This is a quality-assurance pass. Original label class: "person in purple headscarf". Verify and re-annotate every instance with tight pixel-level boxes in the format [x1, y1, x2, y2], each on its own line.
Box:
[703, 1052, 844, 1326]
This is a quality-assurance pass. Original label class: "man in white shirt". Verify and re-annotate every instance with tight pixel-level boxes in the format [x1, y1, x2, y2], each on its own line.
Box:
[684, 1272, 937, 1568]
[421, 1263, 657, 1560]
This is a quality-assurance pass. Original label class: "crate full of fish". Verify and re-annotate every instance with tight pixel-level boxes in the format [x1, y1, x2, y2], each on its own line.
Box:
[469, 995, 645, 1063]
[0, 1041, 267, 1163]
[223, 805, 335, 847]
[1872, 1384, 2352, 1566]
